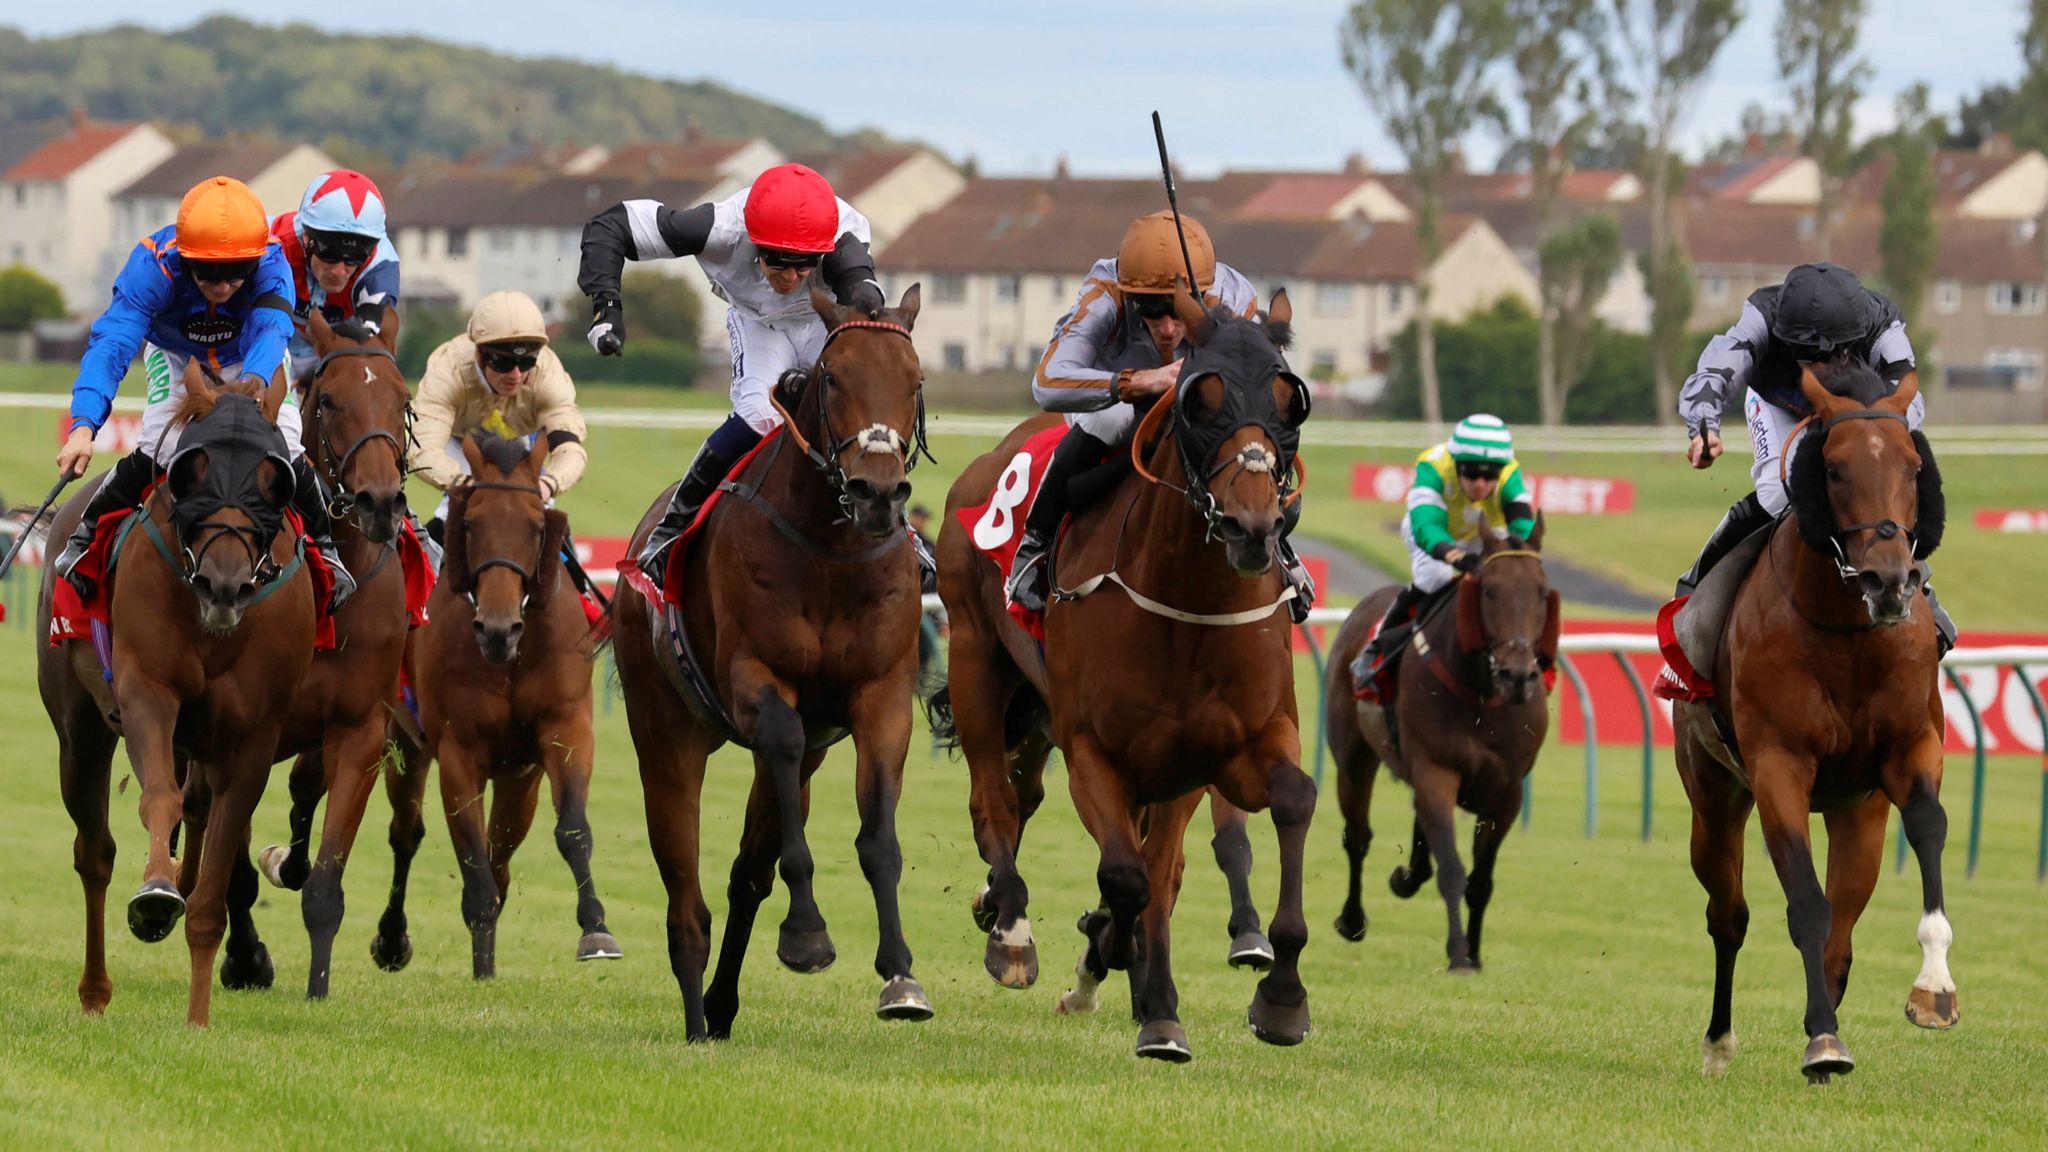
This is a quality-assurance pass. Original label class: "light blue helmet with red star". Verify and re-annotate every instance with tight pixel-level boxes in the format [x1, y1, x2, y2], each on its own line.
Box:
[296, 169, 388, 243]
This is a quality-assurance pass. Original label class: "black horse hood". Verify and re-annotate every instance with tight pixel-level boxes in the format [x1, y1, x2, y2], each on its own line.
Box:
[1173, 307, 1308, 476]
[165, 393, 295, 543]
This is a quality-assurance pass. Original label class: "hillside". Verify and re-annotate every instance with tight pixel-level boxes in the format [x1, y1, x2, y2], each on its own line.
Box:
[0, 16, 854, 166]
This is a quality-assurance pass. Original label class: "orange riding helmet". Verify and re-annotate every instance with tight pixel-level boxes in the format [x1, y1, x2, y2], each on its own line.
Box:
[176, 176, 271, 262]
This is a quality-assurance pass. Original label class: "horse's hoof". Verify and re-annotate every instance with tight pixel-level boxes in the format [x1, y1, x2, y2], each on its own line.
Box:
[984, 922, 1038, 989]
[776, 926, 837, 974]
[1135, 1019, 1193, 1063]
[577, 932, 623, 961]
[969, 887, 997, 934]
[127, 881, 185, 943]
[256, 844, 294, 890]
[1388, 866, 1426, 899]
[1333, 910, 1368, 943]
[370, 933, 413, 973]
[1227, 930, 1275, 971]
[876, 975, 934, 1022]
[1905, 985, 1959, 1030]
[1448, 957, 1480, 975]
[1800, 1033, 1855, 1083]
[1700, 1031, 1738, 1077]
[220, 942, 275, 991]
[1248, 982, 1311, 1047]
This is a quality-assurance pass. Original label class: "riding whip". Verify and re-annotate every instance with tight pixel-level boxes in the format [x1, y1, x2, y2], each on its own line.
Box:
[1150, 111, 1204, 300]
[0, 472, 76, 581]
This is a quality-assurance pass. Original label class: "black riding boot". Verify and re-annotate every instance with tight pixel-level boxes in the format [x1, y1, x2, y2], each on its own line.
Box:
[637, 441, 738, 590]
[1276, 492, 1315, 624]
[1925, 580, 1958, 657]
[55, 448, 157, 600]
[1675, 492, 1775, 598]
[1006, 426, 1108, 612]
[293, 457, 356, 612]
[1353, 583, 1427, 681]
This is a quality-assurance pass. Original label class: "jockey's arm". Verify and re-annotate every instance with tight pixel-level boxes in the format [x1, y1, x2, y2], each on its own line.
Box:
[1678, 301, 1767, 440]
[576, 199, 715, 303]
[529, 349, 588, 500]
[408, 342, 467, 491]
[1030, 277, 1121, 413]
[236, 248, 300, 391]
[820, 228, 885, 314]
[70, 242, 174, 434]
[1500, 466, 1536, 538]
[351, 256, 400, 332]
[1405, 462, 1455, 555]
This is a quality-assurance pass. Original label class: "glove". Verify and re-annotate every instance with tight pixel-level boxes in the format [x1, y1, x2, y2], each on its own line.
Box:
[842, 279, 885, 316]
[586, 296, 624, 356]
[1451, 549, 1482, 574]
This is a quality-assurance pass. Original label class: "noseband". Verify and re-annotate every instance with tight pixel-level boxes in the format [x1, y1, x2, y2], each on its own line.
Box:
[306, 344, 414, 519]
[767, 320, 934, 518]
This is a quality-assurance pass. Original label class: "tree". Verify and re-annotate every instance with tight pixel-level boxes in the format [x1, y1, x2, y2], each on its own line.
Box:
[1340, 0, 1512, 427]
[1776, 0, 1872, 258]
[1647, 237, 1698, 398]
[2020, 0, 2048, 152]
[0, 265, 65, 332]
[1878, 84, 1939, 346]
[621, 270, 702, 346]
[1497, 0, 1612, 426]
[1539, 212, 1625, 420]
[1611, 0, 1743, 427]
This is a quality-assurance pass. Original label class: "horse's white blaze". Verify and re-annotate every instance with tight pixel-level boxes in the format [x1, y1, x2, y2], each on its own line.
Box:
[1914, 909, 1955, 992]
[855, 423, 905, 456]
[994, 916, 1033, 948]
[1700, 1032, 1738, 1076]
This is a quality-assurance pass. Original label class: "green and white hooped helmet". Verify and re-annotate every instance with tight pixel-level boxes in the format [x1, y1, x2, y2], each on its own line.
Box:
[1447, 413, 1514, 464]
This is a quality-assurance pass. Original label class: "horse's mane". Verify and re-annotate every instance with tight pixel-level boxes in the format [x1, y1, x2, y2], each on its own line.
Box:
[1786, 360, 1945, 560]
[469, 429, 533, 477]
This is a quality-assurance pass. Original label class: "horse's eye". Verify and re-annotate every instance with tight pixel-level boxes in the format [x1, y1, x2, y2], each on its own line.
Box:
[317, 393, 336, 411]
[1825, 464, 1842, 483]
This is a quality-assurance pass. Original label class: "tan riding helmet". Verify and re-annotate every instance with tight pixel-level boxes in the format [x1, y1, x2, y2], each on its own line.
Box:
[468, 290, 550, 347]
[1116, 209, 1216, 296]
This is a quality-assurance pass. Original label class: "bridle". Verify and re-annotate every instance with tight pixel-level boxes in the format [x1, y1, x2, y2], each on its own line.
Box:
[1781, 406, 1922, 581]
[767, 319, 934, 519]
[1130, 383, 1307, 541]
[304, 344, 414, 520]
[449, 479, 552, 613]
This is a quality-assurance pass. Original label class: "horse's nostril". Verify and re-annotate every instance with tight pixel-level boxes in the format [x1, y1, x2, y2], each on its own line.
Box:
[890, 481, 912, 504]
[507, 620, 525, 638]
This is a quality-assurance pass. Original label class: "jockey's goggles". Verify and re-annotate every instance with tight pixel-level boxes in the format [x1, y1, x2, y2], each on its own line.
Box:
[758, 248, 824, 270]
[1456, 461, 1503, 481]
[1130, 293, 1176, 320]
[187, 256, 259, 284]
[480, 345, 539, 373]
[305, 229, 376, 265]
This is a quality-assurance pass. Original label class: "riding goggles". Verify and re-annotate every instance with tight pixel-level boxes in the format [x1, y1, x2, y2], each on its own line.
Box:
[187, 256, 260, 284]
[1130, 293, 1176, 320]
[304, 229, 377, 266]
[1457, 462, 1503, 482]
[759, 248, 824, 270]
[480, 344, 540, 373]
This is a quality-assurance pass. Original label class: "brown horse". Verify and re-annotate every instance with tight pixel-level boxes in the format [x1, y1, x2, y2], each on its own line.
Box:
[36, 366, 315, 1026]
[935, 290, 1313, 1062]
[1674, 365, 1953, 1082]
[1324, 522, 1555, 970]
[610, 283, 931, 1040]
[377, 431, 616, 978]
[250, 311, 415, 999]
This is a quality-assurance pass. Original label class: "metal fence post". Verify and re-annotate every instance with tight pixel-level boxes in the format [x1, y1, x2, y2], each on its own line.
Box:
[2010, 667, 2048, 883]
[1300, 623, 1329, 788]
[1609, 651, 1655, 841]
[1555, 652, 1597, 839]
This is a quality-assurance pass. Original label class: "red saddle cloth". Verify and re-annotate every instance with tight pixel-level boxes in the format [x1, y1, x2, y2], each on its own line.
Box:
[618, 429, 782, 607]
[1350, 610, 1399, 705]
[395, 515, 436, 630]
[954, 424, 1066, 641]
[1652, 594, 1716, 702]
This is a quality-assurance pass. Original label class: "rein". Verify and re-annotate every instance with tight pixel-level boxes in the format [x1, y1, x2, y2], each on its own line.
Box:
[765, 319, 934, 521]
[306, 344, 414, 520]
[1416, 549, 1549, 707]
[1053, 483, 1298, 626]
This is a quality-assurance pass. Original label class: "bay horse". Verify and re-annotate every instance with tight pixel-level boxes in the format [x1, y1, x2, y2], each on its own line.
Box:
[36, 366, 315, 1026]
[378, 430, 617, 978]
[1674, 364, 1953, 1082]
[1323, 521, 1555, 969]
[935, 289, 1313, 1062]
[250, 311, 416, 999]
[610, 283, 931, 1040]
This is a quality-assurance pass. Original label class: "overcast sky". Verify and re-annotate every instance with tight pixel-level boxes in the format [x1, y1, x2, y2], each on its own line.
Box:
[8, 1, 2030, 177]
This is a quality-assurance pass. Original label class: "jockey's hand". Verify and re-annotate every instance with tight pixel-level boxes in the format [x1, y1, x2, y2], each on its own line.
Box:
[57, 424, 96, 478]
[1687, 429, 1723, 469]
[1119, 359, 1183, 402]
[1446, 548, 1481, 574]
[587, 296, 625, 357]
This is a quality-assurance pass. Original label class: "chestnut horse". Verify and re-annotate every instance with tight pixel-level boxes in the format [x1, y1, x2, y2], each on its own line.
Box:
[935, 291, 1313, 1062]
[1674, 364, 1954, 1082]
[610, 284, 931, 1040]
[251, 311, 415, 999]
[36, 368, 314, 1026]
[1323, 521, 1555, 969]
[377, 431, 617, 978]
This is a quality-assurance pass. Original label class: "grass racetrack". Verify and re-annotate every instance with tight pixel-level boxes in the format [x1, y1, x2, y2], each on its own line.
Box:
[3, 371, 2047, 1148]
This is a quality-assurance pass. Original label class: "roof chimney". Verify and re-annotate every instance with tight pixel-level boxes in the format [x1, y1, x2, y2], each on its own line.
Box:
[1053, 153, 1070, 181]
[1343, 152, 1368, 176]
[70, 106, 90, 132]
[1743, 131, 1764, 157]
[684, 118, 704, 144]
[1982, 131, 2013, 157]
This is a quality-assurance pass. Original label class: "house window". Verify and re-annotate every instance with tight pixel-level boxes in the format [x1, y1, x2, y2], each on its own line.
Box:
[1386, 283, 1406, 312]
[942, 342, 967, 371]
[995, 275, 1021, 303]
[1703, 276, 1728, 304]
[998, 345, 1017, 370]
[11, 185, 23, 205]
[1049, 278, 1066, 302]
[1311, 349, 1339, 380]
[1026, 345, 1045, 367]
[1315, 282, 1354, 316]
[447, 229, 470, 258]
[487, 229, 513, 254]
[1987, 348, 2045, 390]
[1988, 281, 2046, 314]
[1934, 280, 1961, 314]
[934, 275, 967, 305]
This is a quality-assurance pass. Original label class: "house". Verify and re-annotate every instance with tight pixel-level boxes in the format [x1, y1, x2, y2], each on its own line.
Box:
[1685, 155, 1822, 206]
[789, 147, 965, 253]
[0, 112, 174, 314]
[1843, 145, 2048, 222]
[104, 139, 340, 290]
[384, 171, 543, 310]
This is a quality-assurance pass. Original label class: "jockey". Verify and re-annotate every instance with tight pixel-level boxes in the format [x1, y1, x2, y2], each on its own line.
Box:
[412, 290, 588, 529]
[271, 169, 400, 382]
[1355, 414, 1534, 669]
[1675, 261, 1954, 649]
[1009, 209, 1316, 621]
[54, 176, 355, 611]
[576, 161, 891, 589]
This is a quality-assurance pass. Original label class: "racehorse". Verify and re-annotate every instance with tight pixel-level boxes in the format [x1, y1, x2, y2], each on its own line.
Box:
[1673, 364, 1954, 1082]
[250, 312, 416, 999]
[934, 288, 1313, 1062]
[378, 430, 617, 979]
[36, 366, 314, 1026]
[609, 283, 932, 1040]
[1323, 521, 1555, 969]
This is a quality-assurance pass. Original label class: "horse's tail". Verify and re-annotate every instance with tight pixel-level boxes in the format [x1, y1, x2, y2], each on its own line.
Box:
[586, 597, 617, 655]
[921, 683, 961, 755]
[6, 501, 58, 538]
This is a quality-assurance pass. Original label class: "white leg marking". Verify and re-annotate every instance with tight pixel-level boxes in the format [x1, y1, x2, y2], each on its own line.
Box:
[1056, 950, 1100, 1016]
[1914, 910, 1955, 993]
[994, 916, 1033, 948]
[1700, 1032, 1738, 1076]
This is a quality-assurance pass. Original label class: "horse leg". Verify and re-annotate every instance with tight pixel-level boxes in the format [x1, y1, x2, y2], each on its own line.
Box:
[484, 766, 543, 930]
[259, 750, 324, 892]
[436, 739, 500, 980]
[1888, 734, 1959, 1030]
[543, 711, 619, 962]
[1752, 756, 1854, 1082]
[1333, 734, 1381, 943]
[704, 761, 799, 1039]
[745, 690, 834, 975]
[184, 742, 272, 1029]
[1463, 797, 1520, 972]
[1209, 791, 1271, 971]
[1131, 793, 1200, 1061]
[218, 836, 275, 992]
[953, 632, 1038, 987]
[633, 714, 714, 1040]
[848, 682, 930, 1021]
[177, 770, 210, 897]
[1820, 794, 1888, 1010]
[1407, 763, 1474, 970]
[1231, 752, 1317, 1049]
[1676, 726, 1754, 1076]
[1057, 739, 1146, 1028]
[1388, 814, 1434, 898]
[56, 699, 120, 1014]
[121, 683, 189, 945]
[371, 728, 430, 972]
[301, 721, 387, 999]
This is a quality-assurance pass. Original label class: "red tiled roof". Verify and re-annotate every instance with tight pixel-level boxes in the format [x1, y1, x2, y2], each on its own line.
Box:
[1841, 150, 2030, 207]
[788, 147, 937, 199]
[1231, 173, 1371, 220]
[1678, 202, 2045, 283]
[116, 140, 296, 201]
[1559, 169, 1634, 200]
[594, 138, 753, 181]
[3, 120, 144, 182]
[1685, 156, 1803, 202]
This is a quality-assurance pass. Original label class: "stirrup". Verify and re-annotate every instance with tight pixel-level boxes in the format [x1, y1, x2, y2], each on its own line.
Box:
[1007, 549, 1049, 612]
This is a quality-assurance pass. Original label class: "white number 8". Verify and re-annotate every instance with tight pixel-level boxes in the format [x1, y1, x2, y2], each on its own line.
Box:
[973, 451, 1035, 550]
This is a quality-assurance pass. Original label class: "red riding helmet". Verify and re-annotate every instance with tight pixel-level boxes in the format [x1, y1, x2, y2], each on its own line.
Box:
[743, 163, 840, 255]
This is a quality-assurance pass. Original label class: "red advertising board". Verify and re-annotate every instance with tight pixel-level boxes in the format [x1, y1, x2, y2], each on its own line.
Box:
[57, 413, 143, 455]
[1974, 509, 2048, 533]
[1351, 463, 1636, 515]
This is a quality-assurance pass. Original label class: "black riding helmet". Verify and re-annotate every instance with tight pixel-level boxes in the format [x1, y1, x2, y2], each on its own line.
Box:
[1773, 263, 1875, 360]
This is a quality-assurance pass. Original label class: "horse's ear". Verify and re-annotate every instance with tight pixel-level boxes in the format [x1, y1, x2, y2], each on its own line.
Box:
[459, 435, 487, 478]
[525, 433, 549, 479]
[309, 309, 336, 354]
[810, 280, 849, 332]
[258, 366, 288, 424]
[1170, 276, 1211, 343]
[1798, 364, 1841, 419]
[183, 357, 218, 404]
[1266, 287, 1292, 328]
[891, 283, 921, 329]
[531, 509, 569, 609]
[374, 305, 401, 352]
[168, 449, 208, 503]
[1881, 369, 1919, 415]
[1527, 510, 1546, 551]
[259, 456, 294, 509]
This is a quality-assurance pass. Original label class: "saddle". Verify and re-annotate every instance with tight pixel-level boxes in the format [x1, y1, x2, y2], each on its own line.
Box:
[957, 425, 1130, 641]
[1654, 524, 1774, 704]
[1349, 584, 1458, 706]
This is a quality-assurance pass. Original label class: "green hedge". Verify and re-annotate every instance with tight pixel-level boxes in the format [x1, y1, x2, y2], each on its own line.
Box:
[554, 337, 701, 389]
